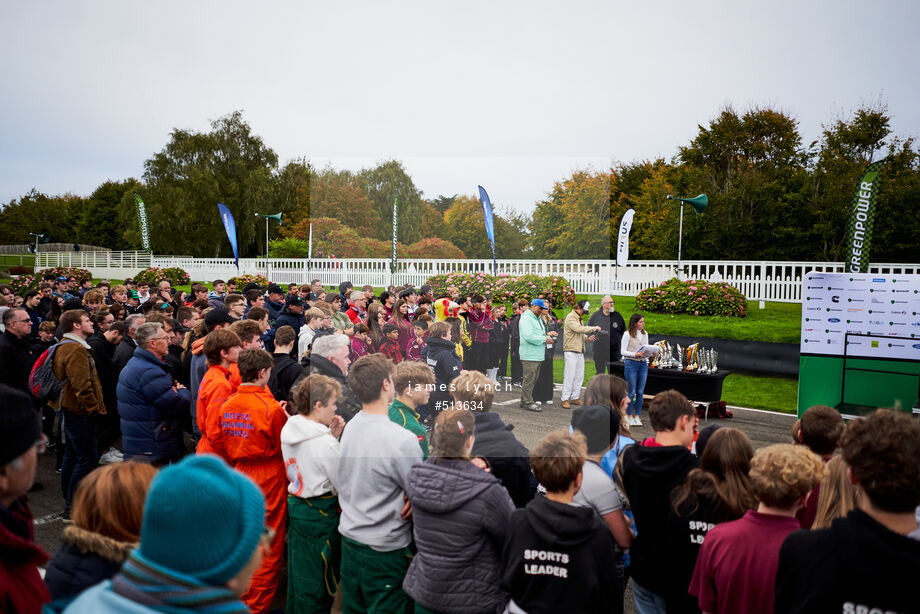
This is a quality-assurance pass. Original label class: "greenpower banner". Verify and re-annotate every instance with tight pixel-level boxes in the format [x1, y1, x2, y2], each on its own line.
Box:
[134, 194, 151, 251]
[391, 196, 398, 274]
[844, 160, 884, 273]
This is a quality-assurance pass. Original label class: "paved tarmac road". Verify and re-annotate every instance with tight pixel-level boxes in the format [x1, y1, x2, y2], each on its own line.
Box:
[27, 380, 796, 612]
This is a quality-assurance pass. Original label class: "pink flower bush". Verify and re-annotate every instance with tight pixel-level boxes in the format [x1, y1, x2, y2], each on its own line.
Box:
[636, 278, 747, 317]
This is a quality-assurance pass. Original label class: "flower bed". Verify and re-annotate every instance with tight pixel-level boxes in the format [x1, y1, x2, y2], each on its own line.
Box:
[134, 267, 191, 287]
[425, 272, 577, 307]
[635, 278, 747, 317]
[229, 274, 269, 289]
[38, 267, 93, 283]
[9, 274, 39, 296]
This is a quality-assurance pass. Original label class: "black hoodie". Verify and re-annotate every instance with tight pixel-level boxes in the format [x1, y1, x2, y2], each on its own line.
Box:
[775, 509, 920, 614]
[422, 336, 462, 408]
[620, 439, 698, 601]
[500, 495, 622, 614]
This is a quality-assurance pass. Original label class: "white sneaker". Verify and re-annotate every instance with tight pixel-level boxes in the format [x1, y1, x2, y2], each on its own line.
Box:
[98, 449, 124, 465]
[109, 447, 124, 459]
[546, 401, 553, 406]
[634, 416, 643, 427]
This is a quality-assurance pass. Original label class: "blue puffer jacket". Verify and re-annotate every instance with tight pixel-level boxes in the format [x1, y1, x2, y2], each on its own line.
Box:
[117, 347, 190, 463]
[274, 308, 305, 336]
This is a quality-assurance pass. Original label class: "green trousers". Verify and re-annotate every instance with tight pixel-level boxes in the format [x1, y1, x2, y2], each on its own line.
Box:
[520, 360, 542, 405]
[287, 494, 341, 614]
[341, 536, 414, 614]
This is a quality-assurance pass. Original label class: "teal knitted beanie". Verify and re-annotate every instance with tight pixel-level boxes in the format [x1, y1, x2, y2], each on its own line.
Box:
[139, 454, 266, 585]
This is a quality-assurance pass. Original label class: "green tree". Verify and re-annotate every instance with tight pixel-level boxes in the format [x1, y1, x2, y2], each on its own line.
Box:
[444, 195, 526, 259]
[74, 179, 140, 249]
[355, 160, 424, 244]
[0, 190, 85, 245]
[808, 105, 919, 262]
[130, 111, 281, 257]
[429, 194, 457, 213]
[675, 106, 813, 260]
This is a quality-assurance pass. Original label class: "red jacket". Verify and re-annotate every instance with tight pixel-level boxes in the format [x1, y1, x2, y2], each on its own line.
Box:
[345, 307, 363, 324]
[379, 338, 404, 364]
[0, 499, 50, 614]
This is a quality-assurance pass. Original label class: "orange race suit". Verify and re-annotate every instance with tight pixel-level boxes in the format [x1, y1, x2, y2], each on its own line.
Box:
[195, 363, 241, 459]
[218, 384, 290, 614]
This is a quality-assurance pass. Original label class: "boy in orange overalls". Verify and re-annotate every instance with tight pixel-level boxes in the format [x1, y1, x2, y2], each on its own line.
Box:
[218, 349, 289, 613]
[195, 329, 242, 460]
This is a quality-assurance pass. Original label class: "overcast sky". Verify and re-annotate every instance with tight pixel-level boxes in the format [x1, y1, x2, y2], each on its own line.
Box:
[2, 0, 918, 215]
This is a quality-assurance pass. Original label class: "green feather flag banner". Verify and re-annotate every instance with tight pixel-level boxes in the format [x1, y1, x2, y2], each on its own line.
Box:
[134, 194, 151, 252]
[844, 160, 884, 273]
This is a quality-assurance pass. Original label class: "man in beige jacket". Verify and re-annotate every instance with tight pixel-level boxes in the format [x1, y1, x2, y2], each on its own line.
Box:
[561, 300, 601, 409]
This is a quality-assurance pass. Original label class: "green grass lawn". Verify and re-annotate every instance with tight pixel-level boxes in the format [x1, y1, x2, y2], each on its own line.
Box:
[572, 294, 801, 344]
[0, 254, 35, 268]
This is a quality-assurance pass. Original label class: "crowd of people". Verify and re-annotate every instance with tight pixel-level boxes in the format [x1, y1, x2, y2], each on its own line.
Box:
[1, 273, 919, 614]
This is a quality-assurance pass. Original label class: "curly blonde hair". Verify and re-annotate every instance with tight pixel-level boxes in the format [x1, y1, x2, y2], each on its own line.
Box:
[750, 444, 824, 509]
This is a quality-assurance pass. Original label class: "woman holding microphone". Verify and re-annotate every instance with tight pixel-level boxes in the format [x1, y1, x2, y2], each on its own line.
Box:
[620, 313, 650, 426]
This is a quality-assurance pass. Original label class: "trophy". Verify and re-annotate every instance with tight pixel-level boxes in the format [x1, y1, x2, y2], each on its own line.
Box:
[687, 343, 699, 371]
[677, 344, 685, 370]
[701, 349, 712, 373]
[711, 350, 718, 373]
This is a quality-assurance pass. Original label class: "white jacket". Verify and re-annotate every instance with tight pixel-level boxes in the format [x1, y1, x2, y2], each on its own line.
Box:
[280, 414, 341, 498]
[297, 325, 316, 360]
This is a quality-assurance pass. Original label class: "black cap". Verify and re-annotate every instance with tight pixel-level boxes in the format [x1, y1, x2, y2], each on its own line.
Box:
[63, 298, 85, 311]
[695, 424, 723, 459]
[570, 405, 620, 454]
[0, 384, 42, 466]
[204, 308, 235, 327]
[286, 294, 304, 306]
[241, 282, 262, 293]
[267, 284, 283, 295]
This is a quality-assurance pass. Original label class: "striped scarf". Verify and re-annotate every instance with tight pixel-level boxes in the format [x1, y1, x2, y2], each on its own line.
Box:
[110, 551, 250, 613]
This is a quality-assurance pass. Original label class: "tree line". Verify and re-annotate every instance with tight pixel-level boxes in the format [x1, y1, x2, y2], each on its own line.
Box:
[1, 105, 916, 262]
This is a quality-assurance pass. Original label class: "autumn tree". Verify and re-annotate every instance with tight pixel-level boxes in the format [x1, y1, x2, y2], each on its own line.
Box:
[309, 167, 380, 237]
[443, 195, 525, 259]
[529, 169, 613, 259]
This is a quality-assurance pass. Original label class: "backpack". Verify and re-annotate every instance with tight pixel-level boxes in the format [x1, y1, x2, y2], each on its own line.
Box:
[29, 339, 79, 401]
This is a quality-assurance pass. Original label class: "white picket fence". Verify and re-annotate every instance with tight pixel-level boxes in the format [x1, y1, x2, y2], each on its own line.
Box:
[34, 251, 920, 303]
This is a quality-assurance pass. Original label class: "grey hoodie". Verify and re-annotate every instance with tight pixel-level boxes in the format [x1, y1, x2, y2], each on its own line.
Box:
[403, 458, 514, 614]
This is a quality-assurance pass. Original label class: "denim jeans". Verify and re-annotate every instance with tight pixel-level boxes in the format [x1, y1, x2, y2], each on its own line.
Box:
[60, 412, 98, 515]
[623, 359, 648, 417]
[632, 580, 667, 614]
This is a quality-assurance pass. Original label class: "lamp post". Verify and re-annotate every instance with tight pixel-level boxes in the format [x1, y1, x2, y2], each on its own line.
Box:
[29, 233, 47, 260]
[665, 194, 708, 279]
[254, 213, 282, 282]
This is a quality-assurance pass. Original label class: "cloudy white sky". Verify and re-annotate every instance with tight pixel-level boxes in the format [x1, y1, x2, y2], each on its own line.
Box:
[1, 0, 918, 214]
